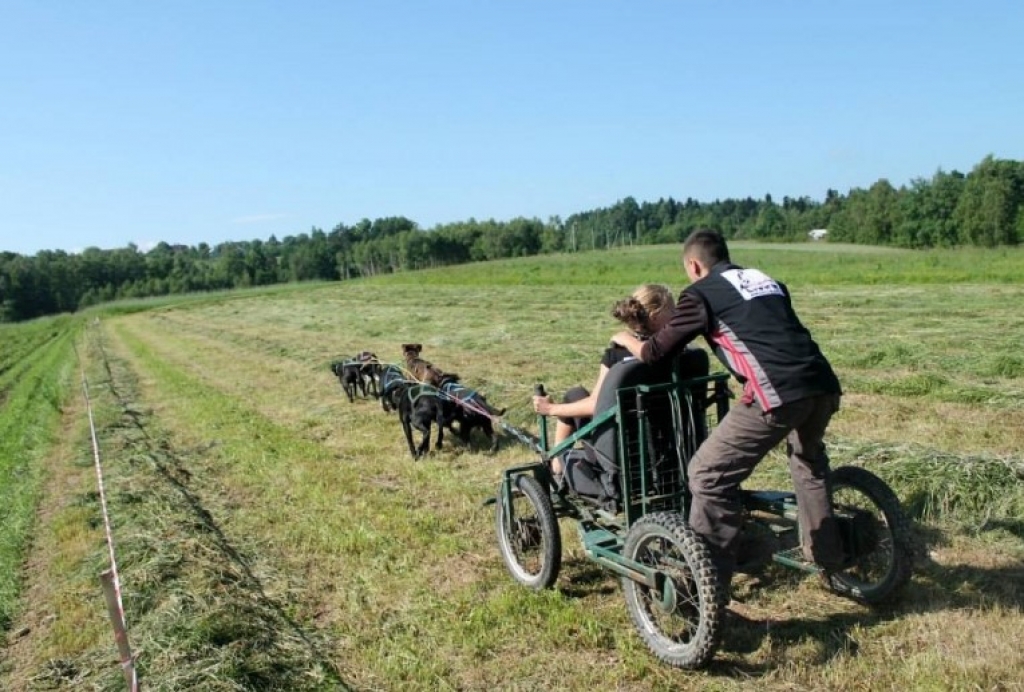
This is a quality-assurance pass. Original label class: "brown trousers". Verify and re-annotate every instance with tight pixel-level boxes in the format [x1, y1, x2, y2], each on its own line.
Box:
[687, 392, 844, 586]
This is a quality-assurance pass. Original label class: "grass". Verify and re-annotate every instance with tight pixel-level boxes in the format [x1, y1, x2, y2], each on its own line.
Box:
[0, 316, 79, 633]
[2, 243, 1023, 690]
[369, 242, 1024, 288]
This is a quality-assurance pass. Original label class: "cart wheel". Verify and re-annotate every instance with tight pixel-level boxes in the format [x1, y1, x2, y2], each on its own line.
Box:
[621, 512, 723, 669]
[495, 474, 561, 590]
[822, 465, 914, 604]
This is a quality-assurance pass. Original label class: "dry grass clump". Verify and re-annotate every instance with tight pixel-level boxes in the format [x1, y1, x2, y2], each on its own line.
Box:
[830, 440, 1024, 529]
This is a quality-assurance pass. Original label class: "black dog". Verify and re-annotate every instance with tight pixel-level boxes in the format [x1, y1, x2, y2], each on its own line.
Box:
[438, 374, 504, 453]
[330, 352, 380, 403]
[330, 359, 363, 403]
[354, 351, 381, 399]
[396, 382, 449, 459]
[379, 364, 413, 413]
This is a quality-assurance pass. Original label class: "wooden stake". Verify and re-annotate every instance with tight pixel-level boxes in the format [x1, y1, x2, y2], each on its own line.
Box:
[100, 569, 139, 691]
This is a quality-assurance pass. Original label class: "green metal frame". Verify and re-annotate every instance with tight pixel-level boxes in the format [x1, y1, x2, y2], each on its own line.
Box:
[498, 369, 734, 577]
[495, 365, 834, 589]
[540, 375, 729, 521]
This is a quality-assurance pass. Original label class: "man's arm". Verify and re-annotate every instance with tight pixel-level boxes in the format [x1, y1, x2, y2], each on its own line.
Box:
[613, 292, 709, 364]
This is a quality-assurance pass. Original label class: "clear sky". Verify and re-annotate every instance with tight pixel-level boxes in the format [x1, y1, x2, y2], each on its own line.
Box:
[2, 1, 1022, 255]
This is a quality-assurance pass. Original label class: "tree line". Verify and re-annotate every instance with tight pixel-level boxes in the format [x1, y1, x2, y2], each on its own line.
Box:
[2, 154, 1022, 323]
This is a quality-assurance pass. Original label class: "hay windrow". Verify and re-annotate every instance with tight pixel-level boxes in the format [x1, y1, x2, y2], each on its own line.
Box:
[23, 329, 348, 691]
[829, 441, 1024, 528]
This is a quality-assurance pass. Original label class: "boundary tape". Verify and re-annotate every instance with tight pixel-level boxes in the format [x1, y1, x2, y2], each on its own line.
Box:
[78, 332, 140, 692]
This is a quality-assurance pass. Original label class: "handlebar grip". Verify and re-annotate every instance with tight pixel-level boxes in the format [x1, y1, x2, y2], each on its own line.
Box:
[534, 384, 546, 397]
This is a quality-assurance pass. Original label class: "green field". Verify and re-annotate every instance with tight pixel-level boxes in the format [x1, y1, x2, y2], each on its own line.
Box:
[2, 243, 1023, 690]
[0, 316, 78, 633]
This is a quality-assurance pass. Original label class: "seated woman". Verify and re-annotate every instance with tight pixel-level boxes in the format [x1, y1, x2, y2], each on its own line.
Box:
[532, 283, 675, 475]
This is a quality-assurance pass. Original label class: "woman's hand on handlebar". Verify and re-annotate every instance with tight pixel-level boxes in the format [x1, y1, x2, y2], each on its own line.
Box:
[532, 395, 554, 416]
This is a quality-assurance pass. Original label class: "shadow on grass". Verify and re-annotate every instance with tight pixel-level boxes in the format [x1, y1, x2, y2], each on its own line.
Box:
[714, 607, 888, 674]
[546, 512, 1021, 681]
[557, 558, 618, 599]
[907, 519, 1024, 610]
[712, 535, 1023, 678]
[909, 555, 1024, 610]
[980, 517, 1024, 542]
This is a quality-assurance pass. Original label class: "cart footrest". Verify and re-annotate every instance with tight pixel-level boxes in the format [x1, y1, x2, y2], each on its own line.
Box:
[581, 525, 619, 551]
[772, 547, 822, 573]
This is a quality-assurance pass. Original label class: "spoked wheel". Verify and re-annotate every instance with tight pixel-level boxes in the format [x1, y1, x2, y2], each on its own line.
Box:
[823, 465, 914, 604]
[621, 512, 723, 669]
[495, 474, 561, 589]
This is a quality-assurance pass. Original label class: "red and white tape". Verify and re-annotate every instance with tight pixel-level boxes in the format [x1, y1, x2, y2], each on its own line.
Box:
[81, 364, 139, 691]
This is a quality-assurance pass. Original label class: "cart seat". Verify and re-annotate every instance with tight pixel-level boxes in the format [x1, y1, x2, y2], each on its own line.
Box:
[563, 348, 710, 513]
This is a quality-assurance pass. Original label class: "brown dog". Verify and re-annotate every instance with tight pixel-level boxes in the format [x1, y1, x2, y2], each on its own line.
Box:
[401, 343, 446, 386]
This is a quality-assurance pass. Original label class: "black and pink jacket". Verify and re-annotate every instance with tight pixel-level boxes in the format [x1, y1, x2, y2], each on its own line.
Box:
[640, 262, 840, 411]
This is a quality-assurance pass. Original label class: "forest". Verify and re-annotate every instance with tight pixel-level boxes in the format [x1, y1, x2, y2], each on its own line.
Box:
[2, 154, 1022, 323]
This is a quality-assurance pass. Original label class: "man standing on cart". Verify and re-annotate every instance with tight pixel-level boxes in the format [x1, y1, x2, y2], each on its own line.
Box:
[611, 229, 846, 593]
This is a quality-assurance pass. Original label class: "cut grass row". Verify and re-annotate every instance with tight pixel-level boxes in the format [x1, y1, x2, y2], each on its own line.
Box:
[0, 318, 78, 634]
[0, 346, 109, 688]
[0, 317, 72, 397]
[4, 325, 346, 690]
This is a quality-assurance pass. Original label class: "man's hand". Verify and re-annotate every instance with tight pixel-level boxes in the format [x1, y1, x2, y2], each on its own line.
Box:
[611, 330, 645, 358]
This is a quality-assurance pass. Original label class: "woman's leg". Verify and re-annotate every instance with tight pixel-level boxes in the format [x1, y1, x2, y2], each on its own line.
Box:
[552, 386, 590, 473]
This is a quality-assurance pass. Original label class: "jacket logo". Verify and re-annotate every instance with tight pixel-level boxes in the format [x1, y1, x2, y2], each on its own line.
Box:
[721, 269, 784, 300]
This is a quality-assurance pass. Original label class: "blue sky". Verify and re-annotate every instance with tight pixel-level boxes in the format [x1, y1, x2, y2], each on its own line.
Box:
[2, 1, 1022, 255]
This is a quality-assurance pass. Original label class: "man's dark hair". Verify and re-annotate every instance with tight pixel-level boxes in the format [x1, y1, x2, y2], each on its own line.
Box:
[683, 229, 730, 267]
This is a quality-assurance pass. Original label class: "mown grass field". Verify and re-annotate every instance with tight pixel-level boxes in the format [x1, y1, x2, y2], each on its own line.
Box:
[0, 316, 78, 634]
[2, 242, 1023, 691]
